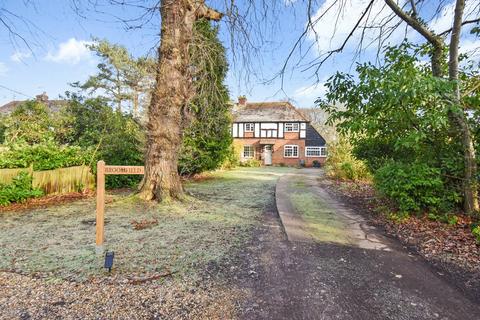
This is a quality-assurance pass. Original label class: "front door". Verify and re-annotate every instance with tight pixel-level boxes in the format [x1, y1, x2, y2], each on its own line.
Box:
[263, 145, 272, 165]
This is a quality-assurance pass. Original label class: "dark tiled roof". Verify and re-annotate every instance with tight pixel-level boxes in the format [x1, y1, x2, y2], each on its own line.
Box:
[233, 101, 309, 122]
[305, 123, 326, 146]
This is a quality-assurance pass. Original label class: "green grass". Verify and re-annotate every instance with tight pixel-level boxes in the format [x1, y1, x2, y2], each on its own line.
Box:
[289, 176, 351, 244]
[0, 167, 295, 281]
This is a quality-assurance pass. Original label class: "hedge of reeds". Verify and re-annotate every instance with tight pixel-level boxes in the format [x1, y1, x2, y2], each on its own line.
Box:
[0, 165, 94, 195]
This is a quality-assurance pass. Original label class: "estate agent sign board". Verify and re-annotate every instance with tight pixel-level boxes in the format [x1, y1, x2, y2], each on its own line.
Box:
[96, 160, 144, 251]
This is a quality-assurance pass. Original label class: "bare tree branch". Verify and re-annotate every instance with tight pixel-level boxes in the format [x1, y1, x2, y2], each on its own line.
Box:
[384, 0, 445, 77]
[304, 0, 375, 74]
[439, 17, 480, 36]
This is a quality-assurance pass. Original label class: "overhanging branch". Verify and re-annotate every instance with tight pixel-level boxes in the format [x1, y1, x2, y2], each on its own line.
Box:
[192, 1, 223, 21]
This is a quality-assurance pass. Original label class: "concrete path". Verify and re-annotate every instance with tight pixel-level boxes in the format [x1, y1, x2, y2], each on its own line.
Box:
[276, 169, 389, 250]
[234, 168, 480, 319]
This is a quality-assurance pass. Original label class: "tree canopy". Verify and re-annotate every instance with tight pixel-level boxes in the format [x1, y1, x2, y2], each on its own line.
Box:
[73, 39, 155, 115]
[319, 42, 479, 213]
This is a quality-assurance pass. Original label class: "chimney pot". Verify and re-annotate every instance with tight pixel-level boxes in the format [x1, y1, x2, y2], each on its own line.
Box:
[238, 96, 247, 106]
[36, 92, 48, 102]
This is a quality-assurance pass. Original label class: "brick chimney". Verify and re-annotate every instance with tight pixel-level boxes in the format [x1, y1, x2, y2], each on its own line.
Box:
[238, 96, 247, 106]
[35, 92, 49, 103]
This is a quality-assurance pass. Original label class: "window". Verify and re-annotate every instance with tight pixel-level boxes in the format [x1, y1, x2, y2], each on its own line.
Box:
[284, 145, 299, 158]
[243, 145, 254, 158]
[285, 122, 299, 132]
[244, 123, 254, 132]
[305, 147, 327, 157]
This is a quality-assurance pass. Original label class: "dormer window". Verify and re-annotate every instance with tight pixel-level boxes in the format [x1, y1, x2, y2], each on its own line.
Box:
[244, 123, 254, 132]
[285, 122, 299, 132]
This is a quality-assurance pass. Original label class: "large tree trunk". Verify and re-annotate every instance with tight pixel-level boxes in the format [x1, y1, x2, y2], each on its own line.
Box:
[448, 0, 479, 213]
[138, 0, 222, 202]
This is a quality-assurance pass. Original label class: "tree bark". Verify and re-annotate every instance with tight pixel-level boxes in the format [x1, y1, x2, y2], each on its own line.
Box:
[448, 0, 479, 213]
[138, 0, 222, 202]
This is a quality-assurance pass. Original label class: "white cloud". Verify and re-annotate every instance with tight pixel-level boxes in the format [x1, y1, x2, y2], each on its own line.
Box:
[306, 0, 478, 58]
[294, 82, 327, 100]
[0, 62, 7, 77]
[307, 0, 407, 55]
[11, 51, 32, 63]
[460, 38, 480, 62]
[429, 0, 478, 34]
[45, 38, 92, 64]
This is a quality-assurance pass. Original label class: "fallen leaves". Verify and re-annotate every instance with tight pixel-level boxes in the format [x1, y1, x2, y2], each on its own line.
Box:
[0, 191, 93, 212]
[390, 214, 480, 271]
[323, 179, 480, 274]
[130, 218, 159, 230]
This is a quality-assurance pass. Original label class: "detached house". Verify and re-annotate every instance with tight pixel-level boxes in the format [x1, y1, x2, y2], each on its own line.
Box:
[232, 97, 327, 167]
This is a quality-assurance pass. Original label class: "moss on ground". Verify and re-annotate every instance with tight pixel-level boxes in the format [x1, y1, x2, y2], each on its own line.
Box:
[0, 167, 295, 281]
[289, 177, 351, 245]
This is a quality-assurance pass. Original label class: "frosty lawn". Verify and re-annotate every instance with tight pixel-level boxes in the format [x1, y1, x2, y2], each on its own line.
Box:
[0, 167, 294, 281]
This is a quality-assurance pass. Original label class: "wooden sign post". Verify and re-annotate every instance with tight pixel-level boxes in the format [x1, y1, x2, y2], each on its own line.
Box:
[95, 160, 144, 253]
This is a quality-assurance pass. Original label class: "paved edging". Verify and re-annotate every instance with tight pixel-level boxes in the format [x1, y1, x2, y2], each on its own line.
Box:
[275, 174, 314, 242]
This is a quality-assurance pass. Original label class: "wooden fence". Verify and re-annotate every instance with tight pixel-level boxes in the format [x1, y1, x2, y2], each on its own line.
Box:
[0, 165, 95, 195]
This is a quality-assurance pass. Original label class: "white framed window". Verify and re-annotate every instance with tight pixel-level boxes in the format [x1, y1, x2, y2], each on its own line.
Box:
[284, 145, 299, 158]
[284, 122, 299, 132]
[244, 123, 254, 132]
[243, 145, 255, 158]
[305, 146, 327, 157]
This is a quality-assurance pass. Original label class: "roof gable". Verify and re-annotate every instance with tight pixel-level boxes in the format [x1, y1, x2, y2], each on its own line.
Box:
[305, 123, 326, 146]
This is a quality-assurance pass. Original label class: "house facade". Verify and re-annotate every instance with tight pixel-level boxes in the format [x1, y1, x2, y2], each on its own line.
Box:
[232, 97, 327, 167]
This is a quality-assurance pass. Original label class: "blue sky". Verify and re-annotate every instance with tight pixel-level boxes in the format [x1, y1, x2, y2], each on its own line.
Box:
[0, 0, 478, 108]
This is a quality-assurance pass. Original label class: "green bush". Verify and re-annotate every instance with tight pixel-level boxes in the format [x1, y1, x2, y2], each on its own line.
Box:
[220, 144, 240, 170]
[97, 117, 144, 188]
[240, 159, 262, 167]
[65, 97, 145, 188]
[374, 162, 450, 213]
[317, 43, 475, 212]
[0, 172, 43, 206]
[472, 225, 480, 243]
[0, 140, 92, 171]
[0, 116, 6, 144]
[428, 213, 459, 225]
[325, 139, 371, 181]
